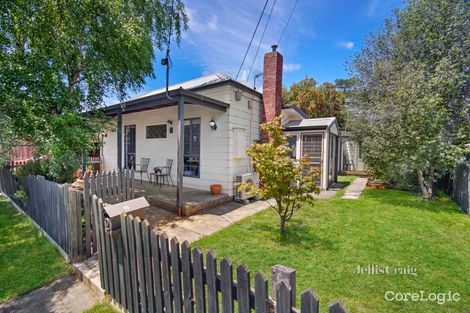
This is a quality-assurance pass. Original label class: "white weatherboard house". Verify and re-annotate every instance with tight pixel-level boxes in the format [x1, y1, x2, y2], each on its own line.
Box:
[101, 46, 340, 208]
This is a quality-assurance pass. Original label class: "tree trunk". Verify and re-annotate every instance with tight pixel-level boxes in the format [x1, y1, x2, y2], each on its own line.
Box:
[417, 169, 433, 199]
[279, 216, 286, 234]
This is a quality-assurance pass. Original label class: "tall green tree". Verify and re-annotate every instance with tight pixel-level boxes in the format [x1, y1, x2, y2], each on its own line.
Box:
[349, 0, 470, 198]
[0, 113, 18, 166]
[283, 77, 346, 125]
[0, 0, 187, 182]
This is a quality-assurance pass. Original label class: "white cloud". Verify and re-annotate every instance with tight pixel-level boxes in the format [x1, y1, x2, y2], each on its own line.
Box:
[178, 0, 304, 84]
[283, 63, 301, 72]
[186, 8, 219, 33]
[337, 41, 354, 49]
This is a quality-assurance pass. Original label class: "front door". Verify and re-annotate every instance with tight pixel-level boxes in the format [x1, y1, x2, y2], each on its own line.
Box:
[124, 125, 136, 169]
[302, 134, 323, 182]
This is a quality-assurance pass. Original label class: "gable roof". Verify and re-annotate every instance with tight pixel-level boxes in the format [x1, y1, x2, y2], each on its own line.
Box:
[111, 72, 261, 108]
[284, 117, 338, 130]
[130, 73, 232, 101]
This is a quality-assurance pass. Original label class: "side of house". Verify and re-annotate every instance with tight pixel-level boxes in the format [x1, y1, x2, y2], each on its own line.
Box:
[99, 45, 340, 196]
[101, 79, 263, 196]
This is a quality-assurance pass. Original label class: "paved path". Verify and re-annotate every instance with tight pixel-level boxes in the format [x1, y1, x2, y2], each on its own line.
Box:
[0, 275, 97, 313]
[342, 177, 368, 199]
[142, 184, 346, 243]
[157, 200, 271, 243]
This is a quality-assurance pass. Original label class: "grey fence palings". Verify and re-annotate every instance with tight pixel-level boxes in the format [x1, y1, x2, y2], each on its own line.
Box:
[181, 241, 194, 313]
[82, 170, 135, 258]
[151, 230, 164, 313]
[171, 237, 183, 313]
[134, 217, 148, 313]
[206, 251, 218, 313]
[0, 169, 82, 262]
[237, 264, 251, 313]
[161, 233, 173, 313]
[193, 248, 206, 313]
[255, 272, 268, 313]
[142, 221, 155, 313]
[0, 168, 135, 263]
[220, 257, 234, 313]
[90, 201, 350, 313]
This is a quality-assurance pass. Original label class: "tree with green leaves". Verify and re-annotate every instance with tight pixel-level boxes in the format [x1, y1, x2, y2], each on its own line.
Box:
[0, 113, 18, 166]
[348, 0, 469, 198]
[0, 0, 187, 182]
[238, 118, 320, 234]
[283, 77, 346, 125]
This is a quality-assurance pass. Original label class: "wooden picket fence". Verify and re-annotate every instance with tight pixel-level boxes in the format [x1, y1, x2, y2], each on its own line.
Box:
[0, 167, 17, 196]
[91, 195, 349, 313]
[0, 168, 83, 261]
[21, 176, 84, 261]
[82, 169, 135, 258]
[0, 167, 135, 262]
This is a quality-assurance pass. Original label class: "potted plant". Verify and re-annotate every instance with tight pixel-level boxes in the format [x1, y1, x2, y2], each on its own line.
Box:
[210, 184, 222, 195]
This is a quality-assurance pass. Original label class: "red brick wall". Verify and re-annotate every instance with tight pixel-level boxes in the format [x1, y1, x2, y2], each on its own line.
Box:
[262, 47, 283, 124]
[10, 145, 35, 166]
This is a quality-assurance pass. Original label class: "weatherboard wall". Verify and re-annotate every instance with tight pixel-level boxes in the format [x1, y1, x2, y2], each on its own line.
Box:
[101, 84, 262, 196]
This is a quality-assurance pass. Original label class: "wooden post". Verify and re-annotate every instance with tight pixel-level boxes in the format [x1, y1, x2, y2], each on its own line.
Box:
[117, 108, 123, 170]
[271, 265, 296, 307]
[176, 94, 184, 215]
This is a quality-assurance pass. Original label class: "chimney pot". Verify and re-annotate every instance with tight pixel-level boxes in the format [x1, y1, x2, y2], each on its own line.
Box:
[271, 44, 278, 52]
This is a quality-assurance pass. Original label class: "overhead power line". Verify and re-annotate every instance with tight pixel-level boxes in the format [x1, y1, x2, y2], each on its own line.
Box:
[245, 0, 277, 85]
[278, 0, 299, 45]
[235, 0, 270, 81]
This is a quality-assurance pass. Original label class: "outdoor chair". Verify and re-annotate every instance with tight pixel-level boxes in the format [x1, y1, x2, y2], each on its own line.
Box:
[135, 158, 150, 183]
[153, 159, 174, 187]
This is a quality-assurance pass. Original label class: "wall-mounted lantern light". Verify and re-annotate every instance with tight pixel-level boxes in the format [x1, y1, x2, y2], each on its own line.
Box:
[209, 118, 217, 131]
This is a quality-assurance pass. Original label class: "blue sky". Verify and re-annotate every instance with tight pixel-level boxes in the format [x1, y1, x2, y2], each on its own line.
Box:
[107, 0, 405, 104]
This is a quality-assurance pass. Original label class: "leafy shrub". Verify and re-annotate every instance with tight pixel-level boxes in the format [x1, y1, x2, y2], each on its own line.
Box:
[13, 189, 28, 205]
[15, 159, 75, 183]
[15, 160, 48, 178]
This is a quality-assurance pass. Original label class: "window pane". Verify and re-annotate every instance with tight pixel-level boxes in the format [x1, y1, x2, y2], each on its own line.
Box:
[184, 118, 201, 177]
[287, 135, 297, 158]
[146, 124, 167, 139]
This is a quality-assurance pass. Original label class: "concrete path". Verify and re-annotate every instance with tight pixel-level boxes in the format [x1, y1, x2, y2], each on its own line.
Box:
[342, 177, 368, 199]
[0, 275, 97, 313]
[157, 200, 271, 243]
[144, 185, 345, 243]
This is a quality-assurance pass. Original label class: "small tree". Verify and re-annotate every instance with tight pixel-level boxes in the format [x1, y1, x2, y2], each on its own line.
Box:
[238, 118, 320, 234]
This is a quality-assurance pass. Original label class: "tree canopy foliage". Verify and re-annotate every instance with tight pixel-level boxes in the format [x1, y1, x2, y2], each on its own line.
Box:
[282, 77, 346, 125]
[348, 0, 470, 198]
[238, 118, 319, 234]
[0, 0, 187, 182]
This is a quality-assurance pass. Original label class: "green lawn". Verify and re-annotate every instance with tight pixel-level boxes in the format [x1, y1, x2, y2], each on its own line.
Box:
[0, 197, 70, 302]
[82, 302, 119, 313]
[194, 178, 470, 313]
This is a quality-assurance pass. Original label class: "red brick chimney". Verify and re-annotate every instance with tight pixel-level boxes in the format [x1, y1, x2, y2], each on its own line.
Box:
[262, 44, 283, 124]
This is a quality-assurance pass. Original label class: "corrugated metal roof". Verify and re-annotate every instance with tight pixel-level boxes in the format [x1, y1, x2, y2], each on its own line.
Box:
[285, 117, 337, 129]
[130, 72, 231, 101]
